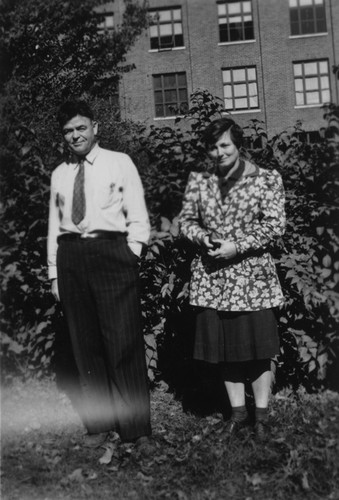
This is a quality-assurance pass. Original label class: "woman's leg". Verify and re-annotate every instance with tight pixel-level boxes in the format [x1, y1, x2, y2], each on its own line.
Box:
[251, 369, 272, 408]
[224, 381, 246, 407]
[248, 360, 272, 439]
[220, 363, 248, 437]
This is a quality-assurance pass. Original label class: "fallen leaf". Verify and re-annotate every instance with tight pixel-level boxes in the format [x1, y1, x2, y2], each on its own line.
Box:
[245, 472, 263, 487]
[192, 435, 201, 443]
[175, 490, 188, 500]
[301, 472, 310, 491]
[99, 443, 116, 465]
[68, 468, 84, 482]
[136, 471, 153, 483]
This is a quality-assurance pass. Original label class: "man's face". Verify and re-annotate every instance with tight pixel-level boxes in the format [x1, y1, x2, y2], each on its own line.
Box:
[62, 114, 98, 157]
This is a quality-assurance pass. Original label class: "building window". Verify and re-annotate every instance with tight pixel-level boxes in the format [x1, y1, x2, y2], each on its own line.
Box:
[222, 67, 259, 110]
[293, 60, 330, 106]
[289, 0, 326, 36]
[153, 73, 188, 117]
[149, 8, 184, 50]
[217, 1, 254, 43]
[97, 13, 114, 35]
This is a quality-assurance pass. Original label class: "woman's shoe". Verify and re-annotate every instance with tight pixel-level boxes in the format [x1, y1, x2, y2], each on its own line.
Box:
[254, 421, 268, 442]
[225, 418, 250, 439]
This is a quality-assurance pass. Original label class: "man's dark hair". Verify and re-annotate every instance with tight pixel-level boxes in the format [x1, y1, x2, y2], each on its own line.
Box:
[201, 117, 244, 150]
[57, 100, 94, 129]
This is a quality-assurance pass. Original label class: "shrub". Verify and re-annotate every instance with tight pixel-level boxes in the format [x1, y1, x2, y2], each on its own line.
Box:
[1, 88, 338, 393]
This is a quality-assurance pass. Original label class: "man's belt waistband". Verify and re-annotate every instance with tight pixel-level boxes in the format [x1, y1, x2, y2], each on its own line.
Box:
[58, 231, 124, 242]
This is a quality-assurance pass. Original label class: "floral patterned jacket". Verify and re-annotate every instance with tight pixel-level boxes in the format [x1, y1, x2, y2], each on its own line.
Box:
[178, 159, 286, 311]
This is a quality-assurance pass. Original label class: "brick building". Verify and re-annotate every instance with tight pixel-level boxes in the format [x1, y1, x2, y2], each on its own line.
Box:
[105, 0, 339, 137]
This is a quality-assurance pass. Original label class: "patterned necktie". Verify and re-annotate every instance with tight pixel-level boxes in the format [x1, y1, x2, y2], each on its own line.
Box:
[71, 159, 86, 225]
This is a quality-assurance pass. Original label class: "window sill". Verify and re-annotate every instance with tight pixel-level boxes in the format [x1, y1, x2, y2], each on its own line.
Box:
[224, 109, 261, 115]
[294, 104, 324, 109]
[154, 116, 184, 121]
[149, 46, 186, 53]
[218, 39, 256, 46]
[289, 33, 328, 39]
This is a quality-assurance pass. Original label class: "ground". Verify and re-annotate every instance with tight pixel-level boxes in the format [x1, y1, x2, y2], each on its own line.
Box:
[1, 377, 339, 500]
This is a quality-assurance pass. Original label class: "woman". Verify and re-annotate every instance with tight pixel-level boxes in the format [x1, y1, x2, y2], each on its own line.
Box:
[179, 117, 285, 440]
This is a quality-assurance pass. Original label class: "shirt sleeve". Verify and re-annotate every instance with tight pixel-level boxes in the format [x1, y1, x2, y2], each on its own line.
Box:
[122, 155, 150, 255]
[178, 171, 209, 244]
[235, 169, 286, 255]
[47, 170, 61, 279]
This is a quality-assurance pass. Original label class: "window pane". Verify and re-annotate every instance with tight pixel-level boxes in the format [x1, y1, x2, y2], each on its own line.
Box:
[154, 92, 163, 104]
[233, 69, 246, 81]
[304, 62, 317, 75]
[177, 73, 187, 86]
[248, 82, 257, 96]
[306, 91, 320, 104]
[289, 0, 297, 6]
[243, 2, 252, 13]
[105, 16, 114, 28]
[249, 96, 258, 108]
[294, 64, 302, 76]
[173, 9, 181, 20]
[179, 89, 187, 101]
[247, 67, 256, 80]
[300, 0, 313, 6]
[223, 70, 231, 82]
[160, 24, 172, 36]
[319, 60, 328, 73]
[296, 93, 304, 105]
[155, 105, 164, 117]
[305, 77, 319, 91]
[165, 104, 175, 116]
[229, 15, 242, 23]
[164, 89, 177, 102]
[224, 98, 233, 109]
[163, 74, 176, 87]
[315, 0, 324, 4]
[174, 23, 182, 34]
[218, 4, 227, 16]
[228, 3, 241, 15]
[320, 76, 329, 89]
[316, 17, 327, 32]
[244, 15, 252, 22]
[153, 76, 162, 89]
[234, 84, 247, 97]
[150, 25, 158, 37]
[322, 89, 330, 102]
[224, 85, 233, 97]
[295, 79, 304, 91]
[159, 10, 171, 22]
[234, 97, 248, 108]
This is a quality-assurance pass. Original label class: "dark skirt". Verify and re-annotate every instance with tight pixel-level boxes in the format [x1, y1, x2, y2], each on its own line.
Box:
[194, 308, 280, 363]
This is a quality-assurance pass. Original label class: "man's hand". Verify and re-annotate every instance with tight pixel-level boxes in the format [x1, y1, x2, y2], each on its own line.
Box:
[207, 240, 237, 260]
[51, 279, 60, 301]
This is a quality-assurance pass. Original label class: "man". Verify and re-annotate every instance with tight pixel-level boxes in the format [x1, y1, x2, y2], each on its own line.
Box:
[48, 100, 151, 447]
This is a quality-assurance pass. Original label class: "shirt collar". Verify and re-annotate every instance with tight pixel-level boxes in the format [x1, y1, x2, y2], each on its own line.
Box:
[85, 142, 100, 165]
[70, 142, 100, 167]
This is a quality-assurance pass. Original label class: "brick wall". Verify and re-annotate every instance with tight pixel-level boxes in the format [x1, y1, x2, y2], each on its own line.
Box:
[115, 0, 339, 137]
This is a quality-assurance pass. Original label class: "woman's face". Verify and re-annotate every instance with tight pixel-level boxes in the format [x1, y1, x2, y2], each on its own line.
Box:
[207, 130, 239, 171]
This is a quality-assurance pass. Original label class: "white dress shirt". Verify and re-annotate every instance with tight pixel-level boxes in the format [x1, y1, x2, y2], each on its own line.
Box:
[48, 143, 150, 280]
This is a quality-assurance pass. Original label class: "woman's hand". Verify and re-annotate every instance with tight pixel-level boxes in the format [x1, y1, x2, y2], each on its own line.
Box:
[51, 278, 60, 301]
[207, 240, 237, 260]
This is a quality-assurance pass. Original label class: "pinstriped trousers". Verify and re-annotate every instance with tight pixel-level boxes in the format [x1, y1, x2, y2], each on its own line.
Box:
[56, 234, 151, 441]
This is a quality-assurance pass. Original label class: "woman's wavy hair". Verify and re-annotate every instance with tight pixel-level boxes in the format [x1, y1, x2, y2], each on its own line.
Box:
[201, 117, 244, 150]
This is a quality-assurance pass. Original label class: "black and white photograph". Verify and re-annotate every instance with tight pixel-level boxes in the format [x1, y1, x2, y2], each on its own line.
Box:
[1, 0, 339, 498]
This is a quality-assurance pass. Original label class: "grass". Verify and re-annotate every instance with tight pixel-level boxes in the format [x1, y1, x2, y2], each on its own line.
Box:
[1, 376, 339, 500]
